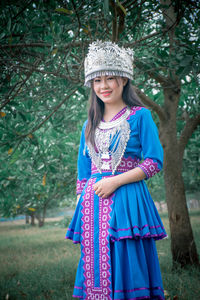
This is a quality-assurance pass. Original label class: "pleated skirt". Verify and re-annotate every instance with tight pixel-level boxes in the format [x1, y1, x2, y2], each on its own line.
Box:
[66, 174, 166, 299]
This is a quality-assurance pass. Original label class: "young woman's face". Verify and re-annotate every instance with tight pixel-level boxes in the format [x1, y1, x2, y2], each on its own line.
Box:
[93, 76, 127, 105]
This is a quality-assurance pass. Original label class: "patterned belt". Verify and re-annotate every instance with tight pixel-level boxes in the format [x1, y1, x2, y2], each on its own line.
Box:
[91, 156, 140, 175]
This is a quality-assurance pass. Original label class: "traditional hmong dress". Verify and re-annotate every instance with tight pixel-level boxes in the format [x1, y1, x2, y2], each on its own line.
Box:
[66, 106, 167, 300]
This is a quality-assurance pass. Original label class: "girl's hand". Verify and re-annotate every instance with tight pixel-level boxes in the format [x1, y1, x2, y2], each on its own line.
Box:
[93, 167, 146, 199]
[76, 194, 81, 205]
[93, 177, 119, 199]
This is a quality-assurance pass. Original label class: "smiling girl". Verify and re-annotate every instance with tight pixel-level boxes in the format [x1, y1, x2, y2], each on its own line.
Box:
[66, 41, 166, 300]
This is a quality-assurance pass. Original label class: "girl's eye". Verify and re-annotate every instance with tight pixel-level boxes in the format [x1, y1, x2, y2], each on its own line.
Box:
[94, 79, 101, 83]
[107, 77, 114, 80]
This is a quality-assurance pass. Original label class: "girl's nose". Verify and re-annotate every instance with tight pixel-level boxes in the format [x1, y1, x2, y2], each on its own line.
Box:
[101, 77, 109, 88]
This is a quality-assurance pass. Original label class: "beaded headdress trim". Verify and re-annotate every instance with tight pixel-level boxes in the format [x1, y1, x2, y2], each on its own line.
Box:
[84, 40, 134, 87]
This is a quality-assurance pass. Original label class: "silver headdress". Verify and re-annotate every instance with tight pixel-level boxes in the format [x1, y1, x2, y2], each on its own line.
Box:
[84, 40, 134, 87]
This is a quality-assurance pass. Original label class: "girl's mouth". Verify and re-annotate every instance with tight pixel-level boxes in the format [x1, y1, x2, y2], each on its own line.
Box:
[101, 91, 112, 97]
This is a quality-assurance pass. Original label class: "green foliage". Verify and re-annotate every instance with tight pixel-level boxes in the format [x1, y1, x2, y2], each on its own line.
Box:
[147, 170, 166, 202]
[0, 98, 88, 217]
[182, 128, 200, 192]
[0, 0, 199, 219]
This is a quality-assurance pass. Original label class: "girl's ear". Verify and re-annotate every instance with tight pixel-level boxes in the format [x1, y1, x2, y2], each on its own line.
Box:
[122, 77, 128, 86]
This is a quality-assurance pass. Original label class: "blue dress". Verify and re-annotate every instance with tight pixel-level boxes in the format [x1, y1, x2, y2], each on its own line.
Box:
[66, 106, 167, 300]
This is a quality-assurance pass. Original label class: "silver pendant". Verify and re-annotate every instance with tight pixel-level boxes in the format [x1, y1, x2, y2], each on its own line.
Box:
[101, 152, 110, 159]
[101, 162, 110, 170]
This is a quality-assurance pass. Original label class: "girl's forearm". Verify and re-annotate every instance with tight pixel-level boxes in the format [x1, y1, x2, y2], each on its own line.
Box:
[114, 167, 146, 188]
[93, 167, 146, 199]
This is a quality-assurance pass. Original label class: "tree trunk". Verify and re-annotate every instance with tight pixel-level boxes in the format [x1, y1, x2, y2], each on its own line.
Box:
[164, 148, 199, 267]
[36, 210, 45, 227]
[25, 214, 29, 224]
[38, 218, 44, 227]
[160, 86, 199, 267]
[41, 205, 47, 227]
[36, 212, 42, 227]
[30, 213, 35, 226]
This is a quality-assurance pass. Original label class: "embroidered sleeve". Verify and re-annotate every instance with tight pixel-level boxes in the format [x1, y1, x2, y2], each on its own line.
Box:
[76, 121, 91, 194]
[137, 108, 163, 179]
[76, 179, 88, 194]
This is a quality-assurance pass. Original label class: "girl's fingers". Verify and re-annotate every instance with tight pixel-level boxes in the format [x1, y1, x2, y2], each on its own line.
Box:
[94, 186, 101, 193]
[97, 190, 103, 196]
[93, 183, 100, 191]
[94, 187, 105, 197]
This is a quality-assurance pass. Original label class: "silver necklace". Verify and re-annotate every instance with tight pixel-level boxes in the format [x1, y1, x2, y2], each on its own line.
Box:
[87, 108, 131, 174]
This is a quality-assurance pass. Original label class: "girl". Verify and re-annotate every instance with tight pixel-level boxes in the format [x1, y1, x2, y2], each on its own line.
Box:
[66, 41, 166, 300]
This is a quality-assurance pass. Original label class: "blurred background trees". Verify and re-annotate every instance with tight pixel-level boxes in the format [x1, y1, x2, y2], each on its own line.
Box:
[0, 0, 199, 267]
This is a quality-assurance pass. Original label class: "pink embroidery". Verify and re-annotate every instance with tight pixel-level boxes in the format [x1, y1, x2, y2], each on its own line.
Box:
[81, 178, 113, 299]
[110, 224, 165, 232]
[102, 106, 127, 123]
[102, 106, 142, 123]
[111, 106, 127, 121]
[127, 106, 142, 120]
[117, 157, 140, 172]
[138, 158, 160, 178]
[115, 286, 164, 293]
[91, 157, 140, 174]
[76, 178, 87, 194]
[110, 232, 167, 242]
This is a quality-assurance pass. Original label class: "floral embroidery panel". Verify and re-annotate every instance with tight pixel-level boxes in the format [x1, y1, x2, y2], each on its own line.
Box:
[81, 177, 113, 299]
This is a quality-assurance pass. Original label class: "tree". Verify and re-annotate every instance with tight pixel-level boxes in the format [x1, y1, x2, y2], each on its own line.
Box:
[0, 0, 89, 225]
[0, 0, 199, 266]
[133, 0, 200, 267]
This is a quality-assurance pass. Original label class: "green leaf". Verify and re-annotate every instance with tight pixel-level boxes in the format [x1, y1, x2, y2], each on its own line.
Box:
[9, 149, 21, 165]
[0, 32, 6, 40]
[116, 0, 127, 16]
[7, 18, 11, 32]
[55, 8, 73, 15]
[180, 55, 193, 67]
[51, 48, 58, 55]
[103, 0, 110, 19]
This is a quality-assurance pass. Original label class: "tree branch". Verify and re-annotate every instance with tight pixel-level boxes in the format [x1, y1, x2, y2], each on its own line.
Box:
[0, 57, 43, 109]
[0, 72, 32, 110]
[160, 0, 178, 69]
[22, 88, 78, 136]
[13, 0, 34, 21]
[0, 87, 80, 147]
[117, 11, 125, 39]
[10, 64, 80, 82]
[160, 0, 177, 31]
[0, 42, 51, 49]
[134, 58, 168, 86]
[110, 0, 118, 42]
[178, 113, 200, 160]
[134, 86, 166, 121]
[0, 41, 83, 50]
[1, 0, 33, 28]
[124, 30, 166, 47]
[71, 0, 81, 32]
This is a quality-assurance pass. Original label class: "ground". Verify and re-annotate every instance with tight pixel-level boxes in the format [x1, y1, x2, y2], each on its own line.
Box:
[0, 211, 199, 300]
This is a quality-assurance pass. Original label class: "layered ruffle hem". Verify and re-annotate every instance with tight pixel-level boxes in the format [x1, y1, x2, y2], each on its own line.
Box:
[66, 175, 167, 244]
[72, 238, 165, 299]
[66, 172, 167, 300]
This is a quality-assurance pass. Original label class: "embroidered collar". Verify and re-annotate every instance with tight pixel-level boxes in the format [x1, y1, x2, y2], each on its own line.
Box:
[102, 106, 128, 123]
[98, 107, 131, 130]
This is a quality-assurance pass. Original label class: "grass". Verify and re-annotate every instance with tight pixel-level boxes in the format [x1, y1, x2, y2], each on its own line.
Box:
[157, 211, 200, 300]
[0, 212, 200, 300]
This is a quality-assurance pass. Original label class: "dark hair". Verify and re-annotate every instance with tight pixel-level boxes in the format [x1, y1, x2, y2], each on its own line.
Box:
[85, 79, 144, 146]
